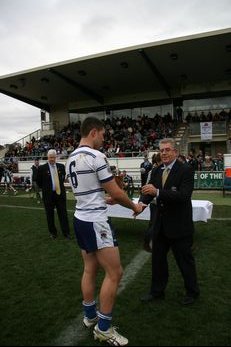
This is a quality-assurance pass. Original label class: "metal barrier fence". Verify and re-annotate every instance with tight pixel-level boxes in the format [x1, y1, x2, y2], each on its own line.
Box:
[7, 170, 225, 191]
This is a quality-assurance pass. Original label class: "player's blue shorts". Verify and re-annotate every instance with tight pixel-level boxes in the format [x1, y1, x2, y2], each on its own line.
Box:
[73, 217, 118, 253]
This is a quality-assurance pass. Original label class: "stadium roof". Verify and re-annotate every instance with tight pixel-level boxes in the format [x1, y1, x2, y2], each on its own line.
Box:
[0, 27, 231, 113]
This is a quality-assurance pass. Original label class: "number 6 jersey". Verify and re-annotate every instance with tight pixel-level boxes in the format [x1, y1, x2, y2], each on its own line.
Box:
[66, 145, 113, 222]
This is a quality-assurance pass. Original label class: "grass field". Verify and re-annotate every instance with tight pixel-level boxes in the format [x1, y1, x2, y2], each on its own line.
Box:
[0, 191, 230, 346]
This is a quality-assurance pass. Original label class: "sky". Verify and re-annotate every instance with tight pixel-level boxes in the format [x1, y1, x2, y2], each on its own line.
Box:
[0, 0, 231, 146]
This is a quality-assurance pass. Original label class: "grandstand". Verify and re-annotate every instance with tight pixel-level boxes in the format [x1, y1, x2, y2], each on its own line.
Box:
[0, 29, 231, 346]
[0, 28, 231, 186]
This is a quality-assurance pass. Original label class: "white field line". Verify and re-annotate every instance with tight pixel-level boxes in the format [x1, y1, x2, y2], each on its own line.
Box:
[1, 203, 230, 343]
[0, 203, 151, 345]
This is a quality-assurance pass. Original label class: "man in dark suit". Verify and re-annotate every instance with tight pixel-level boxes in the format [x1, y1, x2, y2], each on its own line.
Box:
[31, 158, 41, 203]
[37, 149, 71, 239]
[137, 138, 200, 305]
[122, 170, 134, 198]
[140, 155, 152, 187]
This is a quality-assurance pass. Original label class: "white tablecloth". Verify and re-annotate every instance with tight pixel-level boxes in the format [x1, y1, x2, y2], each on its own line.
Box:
[191, 200, 213, 222]
[107, 199, 213, 223]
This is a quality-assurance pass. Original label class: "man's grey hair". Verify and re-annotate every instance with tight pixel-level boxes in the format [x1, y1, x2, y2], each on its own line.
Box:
[159, 138, 176, 149]
[47, 149, 57, 157]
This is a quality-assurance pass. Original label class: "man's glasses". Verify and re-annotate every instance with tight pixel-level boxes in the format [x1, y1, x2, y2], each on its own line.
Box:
[160, 148, 175, 153]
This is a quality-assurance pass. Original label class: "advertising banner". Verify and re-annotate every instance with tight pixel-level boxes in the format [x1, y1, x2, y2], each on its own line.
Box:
[194, 171, 224, 189]
[200, 122, 212, 140]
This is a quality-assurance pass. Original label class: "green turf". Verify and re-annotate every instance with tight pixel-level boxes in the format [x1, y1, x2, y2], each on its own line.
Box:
[0, 191, 230, 346]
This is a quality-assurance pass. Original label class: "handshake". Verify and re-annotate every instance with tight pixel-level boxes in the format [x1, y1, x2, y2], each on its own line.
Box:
[133, 201, 147, 218]
[105, 196, 147, 218]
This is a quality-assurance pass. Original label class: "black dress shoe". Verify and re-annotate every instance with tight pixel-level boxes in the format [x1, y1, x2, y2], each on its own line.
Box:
[50, 234, 57, 240]
[64, 235, 71, 240]
[182, 293, 199, 305]
[140, 293, 165, 302]
[143, 242, 152, 253]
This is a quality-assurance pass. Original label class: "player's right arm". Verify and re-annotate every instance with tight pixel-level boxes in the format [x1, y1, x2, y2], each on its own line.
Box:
[102, 178, 142, 215]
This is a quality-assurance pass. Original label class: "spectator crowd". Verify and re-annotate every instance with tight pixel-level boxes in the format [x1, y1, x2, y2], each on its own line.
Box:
[2, 110, 229, 175]
[4, 113, 178, 162]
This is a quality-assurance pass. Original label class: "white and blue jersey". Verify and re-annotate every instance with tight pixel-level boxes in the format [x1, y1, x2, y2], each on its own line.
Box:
[66, 145, 114, 222]
[3, 169, 13, 184]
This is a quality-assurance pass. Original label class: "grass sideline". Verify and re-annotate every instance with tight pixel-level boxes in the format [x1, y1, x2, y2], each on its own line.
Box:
[0, 191, 230, 346]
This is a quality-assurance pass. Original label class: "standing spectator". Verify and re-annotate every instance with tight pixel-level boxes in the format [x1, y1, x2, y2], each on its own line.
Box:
[202, 155, 214, 171]
[178, 154, 187, 164]
[122, 170, 134, 198]
[3, 165, 17, 195]
[37, 149, 71, 240]
[175, 106, 183, 122]
[187, 153, 198, 173]
[140, 155, 152, 187]
[0, 163, 4, 183]
[31, 158, 41, 203]
[138, 138, 200, 305]
[66, 117, 142, 346]
[143, 152, 162, 252]
[110, 166, 124, 189]
[213, 153, 224, 171]
[196, 150, 204, 171]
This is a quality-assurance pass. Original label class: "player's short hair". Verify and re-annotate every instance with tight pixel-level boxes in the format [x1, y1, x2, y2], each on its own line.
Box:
[80, 117, 104, 137]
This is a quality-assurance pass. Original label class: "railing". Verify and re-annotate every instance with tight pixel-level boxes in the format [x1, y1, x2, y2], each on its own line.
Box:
[4, 151, 154, 162]
[183, 107, 231, 119]
[5, 121, 58, 149]
[10, 129, 41, 148]
[189, 121, 227, 136]
[9, 170, 225, 191]
[0, 147, 9, 159]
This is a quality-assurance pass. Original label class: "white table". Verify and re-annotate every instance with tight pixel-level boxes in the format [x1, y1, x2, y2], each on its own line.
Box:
[107, 199, 213, 222]
[191, 200, 213, 222]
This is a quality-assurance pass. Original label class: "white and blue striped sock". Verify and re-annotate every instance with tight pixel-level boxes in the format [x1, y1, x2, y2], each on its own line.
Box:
[97, 311, 112, 331]
[82, 300, 97, 319]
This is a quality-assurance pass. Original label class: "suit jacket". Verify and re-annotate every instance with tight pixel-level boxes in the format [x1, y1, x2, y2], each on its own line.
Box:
[139, 160, 194, 238]
[37, 163, 67, 201]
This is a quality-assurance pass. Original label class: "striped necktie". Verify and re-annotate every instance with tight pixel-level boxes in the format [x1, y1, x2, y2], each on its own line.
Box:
[54, 167, 61, 195]
[162, 168, 170, 187]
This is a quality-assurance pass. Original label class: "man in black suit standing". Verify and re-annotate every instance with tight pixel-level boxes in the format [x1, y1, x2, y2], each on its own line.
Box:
[140, 155, 152, 187]
[137, 138, 200, 305]
[30, 158, 42, 203]
[37, 149, 71, 239]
